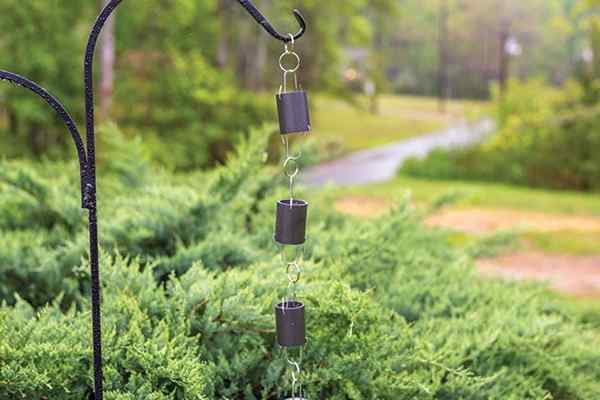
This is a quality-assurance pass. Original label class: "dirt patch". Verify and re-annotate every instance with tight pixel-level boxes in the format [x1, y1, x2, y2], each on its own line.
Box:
[335, 198, 600, 234]
[334, 196, 393, 218]
[426, 208, 600, 234]
[478, 252, 600, 297]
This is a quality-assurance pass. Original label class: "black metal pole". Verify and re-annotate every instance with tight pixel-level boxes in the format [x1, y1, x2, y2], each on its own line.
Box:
[83, 4, 123, 400]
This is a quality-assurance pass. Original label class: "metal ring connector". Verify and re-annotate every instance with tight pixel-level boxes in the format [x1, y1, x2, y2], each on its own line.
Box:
[284, 157, 299, 178]
[279, 51, 301, 74]
[287, 262, 301, 284]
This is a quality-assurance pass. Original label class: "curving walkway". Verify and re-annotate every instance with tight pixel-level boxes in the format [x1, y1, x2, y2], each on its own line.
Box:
[302, 119, 495, 187]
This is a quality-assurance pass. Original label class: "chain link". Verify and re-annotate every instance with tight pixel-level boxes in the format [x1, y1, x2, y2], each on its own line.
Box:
[286, 261, 301, 299]
[279, 34, 300, 95]
[290, 359, 301, 398]
[286, 351, 305, 399]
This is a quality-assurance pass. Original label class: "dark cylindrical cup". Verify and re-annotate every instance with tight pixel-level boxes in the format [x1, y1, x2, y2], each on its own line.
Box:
[275, 199, 308, 245]
[275, 300, 306, 347]
[276, 90, 311, 135]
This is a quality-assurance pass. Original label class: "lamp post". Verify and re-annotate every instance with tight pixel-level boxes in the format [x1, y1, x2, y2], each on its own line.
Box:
[1, 1, 306, 399]
[498, 19, 521, 96]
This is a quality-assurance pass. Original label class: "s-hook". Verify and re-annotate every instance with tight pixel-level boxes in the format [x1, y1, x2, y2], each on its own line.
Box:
[237, 0, 307, 43]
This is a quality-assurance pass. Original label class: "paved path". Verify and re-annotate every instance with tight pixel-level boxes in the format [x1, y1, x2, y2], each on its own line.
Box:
[302, 119, 495, 187]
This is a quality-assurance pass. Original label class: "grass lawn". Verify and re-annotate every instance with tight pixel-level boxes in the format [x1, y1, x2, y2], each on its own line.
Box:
[311, 95, 489, 152]
[319, 175, 600, 256]
[339, 175, 600, 216]
[524, 231, 600, 256]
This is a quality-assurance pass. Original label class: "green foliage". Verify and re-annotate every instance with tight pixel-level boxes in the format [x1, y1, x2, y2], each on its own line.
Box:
[0, 0, 90, 158]
[0, 257, 213, 400]
[0, 0, 401, 168]
[0, 0, 271, 170]
[1, 126, 600, 398]
[401, 79, 600, 191]
[464, 230, 519, 258]
[389, 0, 579, 98]
[116, 50, 272, 170]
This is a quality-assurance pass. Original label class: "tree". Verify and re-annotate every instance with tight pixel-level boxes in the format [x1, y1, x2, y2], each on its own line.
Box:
[99, 0, 116, 121]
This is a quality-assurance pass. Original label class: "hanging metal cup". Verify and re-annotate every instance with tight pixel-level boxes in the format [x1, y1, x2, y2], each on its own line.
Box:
[276, 40, 311, 135]
[277, 90, 311, 135]
[275, 300, 306, 347]
[275, 199, 308, 245]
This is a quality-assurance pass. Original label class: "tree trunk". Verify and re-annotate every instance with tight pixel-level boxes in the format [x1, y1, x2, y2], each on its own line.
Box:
[216, 0, 230, 69]
[237, 0, 269, 90]
[592, 20, 600, 80]
[28, 123, 45, 157]
[438, 0, 450, 113]
[249, 23, 267, 90]
[99, 0, 115, 121]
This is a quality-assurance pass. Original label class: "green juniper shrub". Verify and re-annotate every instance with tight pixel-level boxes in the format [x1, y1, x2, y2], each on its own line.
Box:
[0, 256, 214, 400]
[324, 205, 600, 398]
[400, 79, 600, 191]
[1, 125, 600, 399]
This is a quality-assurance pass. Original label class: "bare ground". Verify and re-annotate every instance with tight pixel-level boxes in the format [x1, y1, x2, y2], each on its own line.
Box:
[335, 196, 600, 233]
[478, 252, 600, 297]
[334, 195, 600, 297]
[334, 196, 393, 218]
[425, 207, 600, 234]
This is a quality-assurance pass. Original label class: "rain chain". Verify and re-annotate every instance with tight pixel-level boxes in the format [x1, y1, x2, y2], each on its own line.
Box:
[273, 36, 311, 400]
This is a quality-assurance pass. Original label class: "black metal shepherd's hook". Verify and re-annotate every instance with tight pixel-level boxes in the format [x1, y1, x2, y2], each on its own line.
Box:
[85, 5, 303, 399]
[1, 1, 305, 399]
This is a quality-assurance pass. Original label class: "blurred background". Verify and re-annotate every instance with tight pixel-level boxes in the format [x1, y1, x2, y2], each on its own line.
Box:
[0, 0, 599, 299]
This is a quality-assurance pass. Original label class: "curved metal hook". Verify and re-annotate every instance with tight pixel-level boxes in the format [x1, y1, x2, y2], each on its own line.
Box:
[238, 0, 306, 43]
[0, 70, 88, 207]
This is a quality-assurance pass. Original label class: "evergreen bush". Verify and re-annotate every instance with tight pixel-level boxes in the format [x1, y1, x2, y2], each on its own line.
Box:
[401, 79, 600, 191]
[1, 126, 599, 399]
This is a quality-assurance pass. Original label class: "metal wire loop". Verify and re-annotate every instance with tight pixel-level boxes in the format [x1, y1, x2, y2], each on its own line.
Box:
[279, 36, 301, 94]
[282, 134, 302, 160]
[288, 358, 301, 374]
[284, 157, 300, 179]
[287, 358, 302, 398]
[287, 261, 301, 284]
[285, 33, 295, 50]
[280, 244, 305, 265]
[279, 47, 300, 74]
